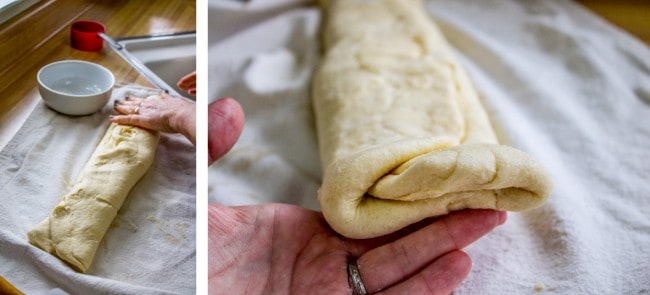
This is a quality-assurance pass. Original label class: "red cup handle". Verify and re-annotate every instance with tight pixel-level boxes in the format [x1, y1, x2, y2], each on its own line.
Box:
[70, 20, 106, 52]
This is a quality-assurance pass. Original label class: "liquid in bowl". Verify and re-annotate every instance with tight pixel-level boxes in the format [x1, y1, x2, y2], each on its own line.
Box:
[50, 77, 103, 95]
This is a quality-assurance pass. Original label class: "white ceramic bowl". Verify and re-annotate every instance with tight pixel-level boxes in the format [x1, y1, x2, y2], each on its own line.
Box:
[37, 60, 115, 116]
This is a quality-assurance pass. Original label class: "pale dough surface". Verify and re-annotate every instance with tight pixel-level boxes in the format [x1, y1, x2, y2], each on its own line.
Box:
[313, 0, 551, 238]
[27, 122, 159, 272]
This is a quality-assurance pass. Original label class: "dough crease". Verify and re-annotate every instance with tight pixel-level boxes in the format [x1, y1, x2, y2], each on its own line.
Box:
[313, 0, 551, 238]
[28, 122, 158, 272]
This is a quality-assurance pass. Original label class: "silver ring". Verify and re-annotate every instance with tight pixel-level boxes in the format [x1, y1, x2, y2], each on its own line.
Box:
[134, 106, 140, 114]
[348, 259, 368, 295]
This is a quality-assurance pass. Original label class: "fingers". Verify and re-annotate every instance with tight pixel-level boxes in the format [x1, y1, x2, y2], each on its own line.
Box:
[113, 97, 143, 115]
[208, 97, 245, 165]
[113, 95, 165, 115]
[111, 96, 157, 129]
[177, 71, 197, 93]
[356, 210, 505, 293]
[177, 71, 196, 87]
[376, 250, 471, 295]
[110, 114, 146, 128]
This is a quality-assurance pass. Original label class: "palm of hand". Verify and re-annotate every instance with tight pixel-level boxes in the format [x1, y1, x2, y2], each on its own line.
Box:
[208, 204, 505, 295]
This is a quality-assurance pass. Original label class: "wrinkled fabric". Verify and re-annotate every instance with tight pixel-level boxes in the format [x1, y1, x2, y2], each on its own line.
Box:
[208, 0, 650, 293]
[0, 85, 196, 294]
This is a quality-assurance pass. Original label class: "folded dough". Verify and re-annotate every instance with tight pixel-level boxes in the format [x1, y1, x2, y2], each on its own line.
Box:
[313, 0, 552, 238]
[28, 122, 158, 272]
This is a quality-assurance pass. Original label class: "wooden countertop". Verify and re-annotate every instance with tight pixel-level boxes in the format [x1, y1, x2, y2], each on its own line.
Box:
[1, 1, 647, 150]
[576, 0, 650, 45]
[0, 0, 195, 150]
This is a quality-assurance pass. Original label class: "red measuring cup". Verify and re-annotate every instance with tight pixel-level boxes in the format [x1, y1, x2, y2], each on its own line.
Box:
[70, 20, 106, 52]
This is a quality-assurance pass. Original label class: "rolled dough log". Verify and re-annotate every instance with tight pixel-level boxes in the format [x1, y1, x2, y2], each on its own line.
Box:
[313, 0, 552, 238]
[28, 122, 158, 272]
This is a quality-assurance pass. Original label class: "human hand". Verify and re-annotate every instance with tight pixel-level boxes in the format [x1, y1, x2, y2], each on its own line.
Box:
[209, 204, 506, 294]
[111, 93, 196, 144]
[208, 97, 244, 165]
[178, 71, 197, 96]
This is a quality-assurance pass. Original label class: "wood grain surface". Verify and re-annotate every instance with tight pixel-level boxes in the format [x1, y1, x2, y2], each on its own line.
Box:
[0, 0, 195, 150]
[0, 0, 647, 150]
[576, 0, 650, 45]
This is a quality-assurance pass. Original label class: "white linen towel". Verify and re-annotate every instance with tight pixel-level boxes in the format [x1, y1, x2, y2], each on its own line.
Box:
[0, 85, 196, 295]
[208, 0, 650, 293]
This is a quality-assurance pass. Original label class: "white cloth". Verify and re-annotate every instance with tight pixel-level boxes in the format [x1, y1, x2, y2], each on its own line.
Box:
[208, 0, 650, 293]
[0, 85, 196, 294]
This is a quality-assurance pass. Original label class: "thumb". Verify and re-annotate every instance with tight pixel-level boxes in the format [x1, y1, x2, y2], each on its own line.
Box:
[208, 97, 244, 165]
